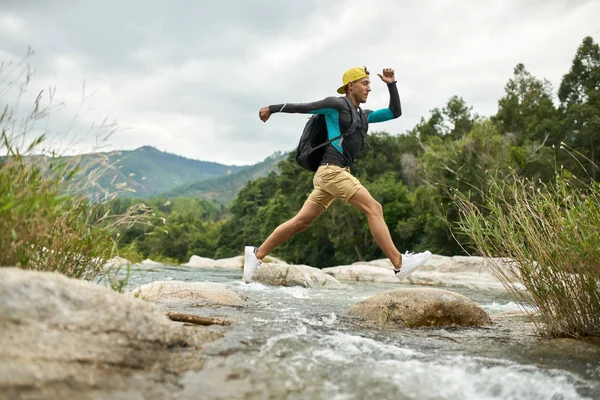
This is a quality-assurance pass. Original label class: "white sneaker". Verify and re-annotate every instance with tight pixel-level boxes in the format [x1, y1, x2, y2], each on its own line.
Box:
[394, 250, 432, 280]
[243, 246, 262, 283]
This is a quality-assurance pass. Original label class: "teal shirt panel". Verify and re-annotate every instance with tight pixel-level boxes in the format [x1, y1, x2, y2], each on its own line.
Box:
[308, 108, 343, 153]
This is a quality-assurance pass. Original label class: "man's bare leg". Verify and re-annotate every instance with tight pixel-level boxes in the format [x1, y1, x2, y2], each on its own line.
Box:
[348, 187, 402, 269]
[255, 200, 326, 260]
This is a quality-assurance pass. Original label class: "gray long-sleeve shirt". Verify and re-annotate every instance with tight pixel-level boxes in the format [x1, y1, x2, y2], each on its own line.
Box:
[269, 82, 402, 168]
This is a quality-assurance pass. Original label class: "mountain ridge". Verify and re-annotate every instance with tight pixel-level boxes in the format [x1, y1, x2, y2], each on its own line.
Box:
[21, 146, 287, 200]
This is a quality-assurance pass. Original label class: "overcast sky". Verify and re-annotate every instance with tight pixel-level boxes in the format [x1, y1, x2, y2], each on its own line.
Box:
[1, 0, 599, 166]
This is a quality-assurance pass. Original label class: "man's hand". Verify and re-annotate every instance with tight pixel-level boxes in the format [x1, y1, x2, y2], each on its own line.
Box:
[259, 106, 271, 122]
[377, 68, 396, 84]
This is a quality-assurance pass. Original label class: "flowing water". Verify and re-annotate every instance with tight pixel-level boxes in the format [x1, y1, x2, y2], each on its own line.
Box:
[125, 265, 600, 400]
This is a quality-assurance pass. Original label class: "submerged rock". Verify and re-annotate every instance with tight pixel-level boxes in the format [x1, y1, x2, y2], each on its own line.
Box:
[252, 263, 345, 288]
[0, 267, 221, 400]
[128, 280, 248, 307]
[347, 287, 492, 328]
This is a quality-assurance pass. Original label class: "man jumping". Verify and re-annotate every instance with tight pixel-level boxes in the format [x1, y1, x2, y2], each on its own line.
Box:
[244, 67, 431, 283]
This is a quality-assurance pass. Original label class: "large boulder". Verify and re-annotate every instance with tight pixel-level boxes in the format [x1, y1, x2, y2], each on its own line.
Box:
[0, 268, 221, 400]
[347, 287, 492, 328]
[128, 281, 248, 307]
[252, 263, 345, 288]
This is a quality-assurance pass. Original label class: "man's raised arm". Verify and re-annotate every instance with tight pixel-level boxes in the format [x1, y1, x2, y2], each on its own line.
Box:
[367, 68, 402, 124]
[259, 97, 343, 122]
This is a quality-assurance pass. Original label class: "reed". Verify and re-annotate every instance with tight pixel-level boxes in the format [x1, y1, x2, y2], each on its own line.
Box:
[455, 167, 600, 337]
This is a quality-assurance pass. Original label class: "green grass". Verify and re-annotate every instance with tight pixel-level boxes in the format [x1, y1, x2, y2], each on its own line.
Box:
[455, 167, 600, 337]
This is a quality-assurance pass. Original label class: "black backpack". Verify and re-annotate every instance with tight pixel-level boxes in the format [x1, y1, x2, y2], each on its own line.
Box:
[295, 96, 359, 172]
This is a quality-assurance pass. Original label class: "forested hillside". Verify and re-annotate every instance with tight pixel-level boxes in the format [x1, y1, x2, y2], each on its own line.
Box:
[59, 146, 243, 198]
[161, 151, 287, 203]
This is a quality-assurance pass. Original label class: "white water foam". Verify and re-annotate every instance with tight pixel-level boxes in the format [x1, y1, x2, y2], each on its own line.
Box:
[375, 356, 592, 400]
[278, 286, 311, 299]
[233, 281, 269, 290]
[260, 323, 308, 354]
[304, 335, 592, 400]
[300, 312, 338, 327]
[481, 301, 538, 314]
[313, 331, 418, 362]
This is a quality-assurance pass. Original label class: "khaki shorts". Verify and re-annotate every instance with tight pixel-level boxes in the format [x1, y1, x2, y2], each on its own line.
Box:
[307, 164, 363, 209]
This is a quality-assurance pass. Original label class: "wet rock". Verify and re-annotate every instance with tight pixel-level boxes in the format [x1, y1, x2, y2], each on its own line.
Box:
[128, 281, 248, 307]
[103, 255, 131, 270]
[184, 255, 244, 269]
[321, 261, 396, 282]
[347, 287, 492, 328]
[0, 267, 221, 400]
[252, 263, 345, 288]
[183, 254, 288, 269]
[140, 258, 163, 266]
[407, 256, 522, 291]
[323, 255, 521, 291]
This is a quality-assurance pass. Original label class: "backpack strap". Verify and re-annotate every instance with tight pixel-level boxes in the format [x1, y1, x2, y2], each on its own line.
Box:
[309, 97, 357, 152]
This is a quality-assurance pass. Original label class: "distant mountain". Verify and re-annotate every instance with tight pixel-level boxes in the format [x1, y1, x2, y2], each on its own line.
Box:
[61, 146, 246, 198]
[160, 151, 288, 203]
[17, 146, 287, 201]
[68, 146, 249, 198]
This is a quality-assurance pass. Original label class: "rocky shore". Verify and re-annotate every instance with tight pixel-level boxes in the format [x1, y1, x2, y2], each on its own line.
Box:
[3, 254, 596, 399]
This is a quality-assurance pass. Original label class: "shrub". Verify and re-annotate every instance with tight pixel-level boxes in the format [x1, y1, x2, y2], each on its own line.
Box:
[455, 169, 600, 337]
[0, 53, 151, 287]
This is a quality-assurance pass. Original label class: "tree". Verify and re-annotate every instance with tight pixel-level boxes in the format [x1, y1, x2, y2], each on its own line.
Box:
[443, 96, 475, 140]
[558, 36, 600, 180]
[409, 96, 475, 142]
[494, 63, 560, 147]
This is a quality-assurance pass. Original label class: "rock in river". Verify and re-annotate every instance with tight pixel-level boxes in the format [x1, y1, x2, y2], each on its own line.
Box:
[347, 287, 492, 328]
[252, 262, 345, 288]
[0, 267, 221, 400]
[127, 280, 248, 307]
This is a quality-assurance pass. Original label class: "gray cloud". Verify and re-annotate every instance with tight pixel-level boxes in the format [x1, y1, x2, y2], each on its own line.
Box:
[1, 0, 599, 165]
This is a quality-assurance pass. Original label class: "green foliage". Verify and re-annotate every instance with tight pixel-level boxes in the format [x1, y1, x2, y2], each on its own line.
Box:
[113, 196, 224, 263]
[455, 171, 600, 337]
[409, 96, 475, 142]
[558, 36, 600, 180]
[494, 63, 561, 147]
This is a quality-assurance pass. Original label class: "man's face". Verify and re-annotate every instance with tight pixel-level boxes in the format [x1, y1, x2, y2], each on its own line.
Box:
[349, 77, 371, 103]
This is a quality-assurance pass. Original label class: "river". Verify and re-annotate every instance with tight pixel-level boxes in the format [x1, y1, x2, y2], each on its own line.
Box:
[124, 265, 600, 400]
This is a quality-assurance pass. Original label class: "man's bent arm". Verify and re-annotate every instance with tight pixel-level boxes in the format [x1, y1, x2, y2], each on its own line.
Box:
[367, 82, 402, 123]
[268, 97, 344, 115]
